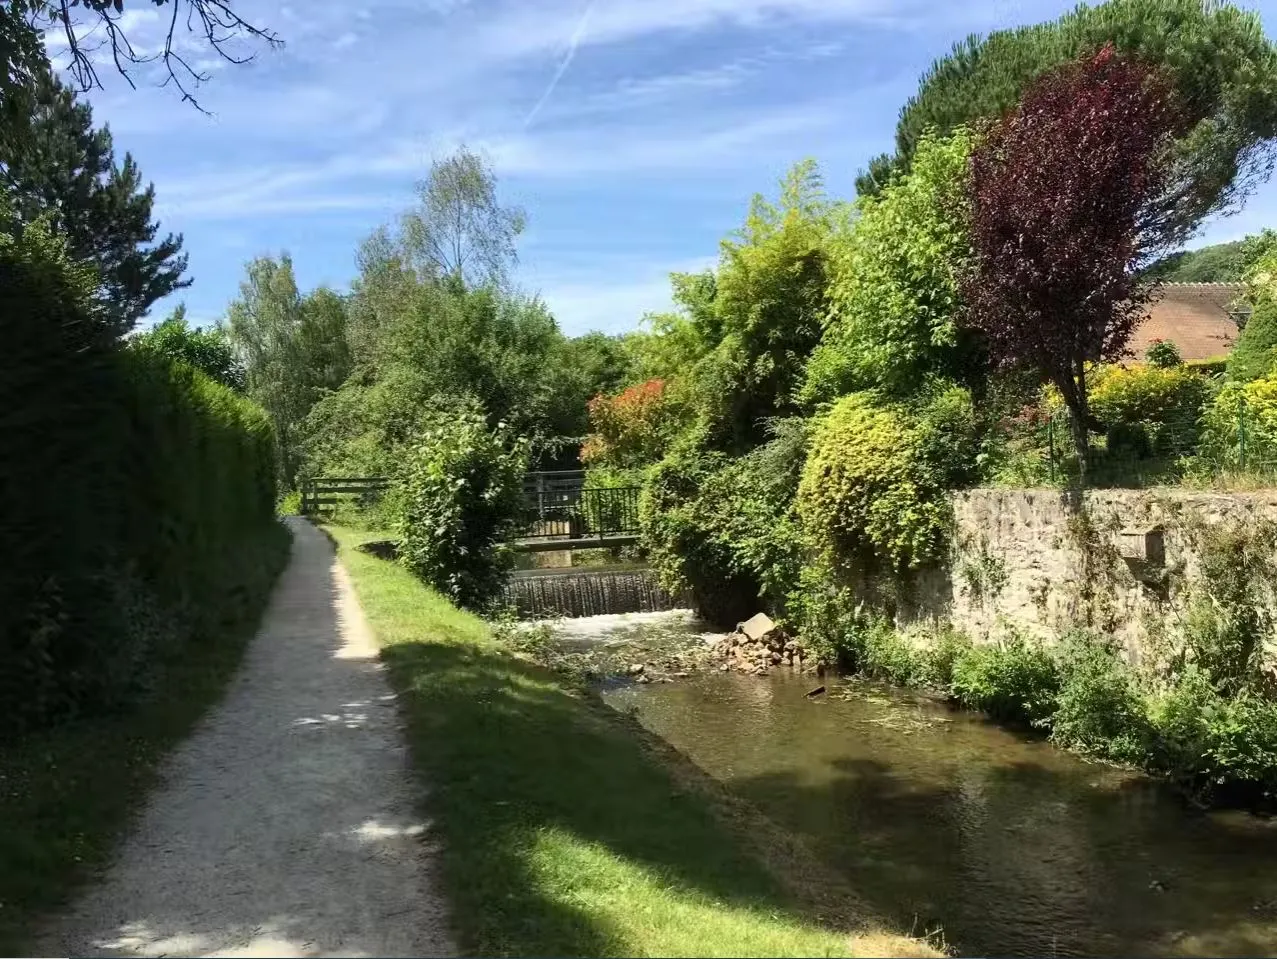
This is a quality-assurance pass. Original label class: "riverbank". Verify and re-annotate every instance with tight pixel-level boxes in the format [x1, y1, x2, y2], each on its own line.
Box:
[327, 524, 940, 958]
[0, 522, 292, 956]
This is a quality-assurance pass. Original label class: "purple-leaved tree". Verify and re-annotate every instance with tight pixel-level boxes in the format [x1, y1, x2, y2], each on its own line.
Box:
[964, 45, 1187, 473]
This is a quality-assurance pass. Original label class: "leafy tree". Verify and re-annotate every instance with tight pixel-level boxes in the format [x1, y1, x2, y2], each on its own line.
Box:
[306, 276, 578, 476]
[1143, 240, 1250, 283]
[696, 159, 832, 450]
[0, 69, 188, 334]
[582, 379, 678, 470]
[803, 130, 976, 406]
[1243, 229, 1277, 303]
[642, 161, 833, 454]
[134, 304, 243, 390]
[561, 331, 632, 401]
[1144, 231, 1277, 283]
[861, 0, 1277, 246]
[224, 255, 351, 486]
[398, 148, 525, 289]
[963, 48, 1185, 471]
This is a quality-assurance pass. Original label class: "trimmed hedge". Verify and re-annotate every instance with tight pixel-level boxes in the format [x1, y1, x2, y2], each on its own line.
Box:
[0, 220, 283, 732]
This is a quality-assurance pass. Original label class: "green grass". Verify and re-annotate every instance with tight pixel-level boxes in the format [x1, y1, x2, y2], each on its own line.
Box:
[327, 523, 938, 958]
[0, 522, 293, 955]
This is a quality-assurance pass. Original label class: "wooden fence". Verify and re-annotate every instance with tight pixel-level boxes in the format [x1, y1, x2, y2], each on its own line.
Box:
[299, 477, 391, 515]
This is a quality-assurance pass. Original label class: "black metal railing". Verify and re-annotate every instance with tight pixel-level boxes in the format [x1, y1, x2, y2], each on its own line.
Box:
[520, 486, 641, 541]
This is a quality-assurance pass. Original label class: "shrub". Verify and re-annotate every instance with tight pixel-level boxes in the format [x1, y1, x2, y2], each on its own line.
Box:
[949, 634, 1060, 727]
[1147, 668, 1277, 801]
[1087, 363, 1210, 457]
[581, 378, 679, 470]
[0, 215, 282, 732]
[798, 391, 970, 572]
[1050, 633, 1152, 764]
[641, 421, 808, 627]
[393, 411, 528, 610]
[1199, 370, 1277, 471]
[1228, 297, 1277, 383]
[801, 130, 976, 404]
[1145, 338, 1182, 368]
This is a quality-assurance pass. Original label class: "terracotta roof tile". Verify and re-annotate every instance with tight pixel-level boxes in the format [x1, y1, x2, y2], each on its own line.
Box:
[1126, 282, 1246, 363]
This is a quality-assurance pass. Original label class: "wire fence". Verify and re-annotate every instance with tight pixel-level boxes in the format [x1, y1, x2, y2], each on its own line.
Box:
[990, 394, 1277, 489]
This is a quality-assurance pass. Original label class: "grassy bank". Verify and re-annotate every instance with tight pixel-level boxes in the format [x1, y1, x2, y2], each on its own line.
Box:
[0, 522, 292, 954]
[327, 524, 938, 958]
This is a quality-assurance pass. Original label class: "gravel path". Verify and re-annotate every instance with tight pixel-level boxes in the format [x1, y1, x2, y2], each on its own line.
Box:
[39, 518, 454, 958]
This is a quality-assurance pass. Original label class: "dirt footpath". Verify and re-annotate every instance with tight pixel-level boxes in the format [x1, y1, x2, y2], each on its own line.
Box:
[39, 518, 453, 958]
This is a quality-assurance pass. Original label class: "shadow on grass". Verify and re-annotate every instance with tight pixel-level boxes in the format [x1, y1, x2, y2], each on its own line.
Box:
[380, 636, 881, 956]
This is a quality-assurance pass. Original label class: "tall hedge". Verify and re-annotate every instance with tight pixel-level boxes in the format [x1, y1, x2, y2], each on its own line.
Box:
[0, 218, 284, 732]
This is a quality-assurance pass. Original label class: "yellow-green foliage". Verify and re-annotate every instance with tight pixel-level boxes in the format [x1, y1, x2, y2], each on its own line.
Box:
[802, 130, 974, 405]
[1088, 363, 1211, 454]
[1200, 371, 1277, 469]
[797, 393, 951, 571]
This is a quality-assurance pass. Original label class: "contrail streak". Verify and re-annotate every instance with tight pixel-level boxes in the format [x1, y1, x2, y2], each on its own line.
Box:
[523, 1, 594, 129]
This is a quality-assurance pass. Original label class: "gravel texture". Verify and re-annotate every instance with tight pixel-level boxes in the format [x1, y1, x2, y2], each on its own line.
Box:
[38, 518, 454, 958]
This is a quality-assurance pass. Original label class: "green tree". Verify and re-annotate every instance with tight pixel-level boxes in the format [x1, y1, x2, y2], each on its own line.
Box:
[802, 130, 976, 406]
[224, 255, 351, 487]
[656, 160, 835, 453]
[1228, 299, 1277, 382]
[134, 304, 244, 390]
[0, 69, 188, 334]
[398, 147, 525, 289]
[860, 0, 1277, 245]
[1143, 240, 1250, 282]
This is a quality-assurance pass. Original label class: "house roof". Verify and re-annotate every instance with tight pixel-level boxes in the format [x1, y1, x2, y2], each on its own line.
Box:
[1126, 282, 1245, 363]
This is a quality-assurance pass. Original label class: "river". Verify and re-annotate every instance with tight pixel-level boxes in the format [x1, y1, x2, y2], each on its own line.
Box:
[549, 609, 1277, 957]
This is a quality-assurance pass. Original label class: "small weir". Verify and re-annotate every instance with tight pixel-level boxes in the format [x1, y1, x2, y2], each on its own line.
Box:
[500, 566, 686, 618]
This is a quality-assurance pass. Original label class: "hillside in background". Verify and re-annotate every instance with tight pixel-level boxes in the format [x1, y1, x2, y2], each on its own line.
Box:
[1143, 240, 1249, 282]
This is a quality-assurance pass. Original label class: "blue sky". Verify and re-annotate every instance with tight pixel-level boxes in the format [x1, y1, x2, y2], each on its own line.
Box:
[64, 0, 1277, 335]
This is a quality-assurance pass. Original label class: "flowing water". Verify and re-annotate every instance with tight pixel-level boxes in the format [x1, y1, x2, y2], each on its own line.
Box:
[501, 566, 685, 618]
[559, 611, 1277, 957]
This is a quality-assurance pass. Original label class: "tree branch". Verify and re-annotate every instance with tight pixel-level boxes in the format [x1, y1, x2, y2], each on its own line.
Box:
[35, 1, 281, 112]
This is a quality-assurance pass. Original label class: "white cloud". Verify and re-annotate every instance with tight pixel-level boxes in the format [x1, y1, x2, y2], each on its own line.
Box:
[471, 0, 910, 65]
[530, 255, 716, 334]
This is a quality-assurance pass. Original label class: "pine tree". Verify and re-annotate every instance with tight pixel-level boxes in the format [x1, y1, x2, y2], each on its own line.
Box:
[859, 0, 1277, 246]
[0, 68, 188, 335]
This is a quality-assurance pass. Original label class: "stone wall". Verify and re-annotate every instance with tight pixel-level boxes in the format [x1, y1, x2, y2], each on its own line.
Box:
[902, 488, 1277, 665]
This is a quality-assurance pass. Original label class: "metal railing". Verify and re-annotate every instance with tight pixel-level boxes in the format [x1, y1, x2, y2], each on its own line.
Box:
[988, 393, 1277, 489]
[299, 472, 643, 542]
[520, 485, 641, 541]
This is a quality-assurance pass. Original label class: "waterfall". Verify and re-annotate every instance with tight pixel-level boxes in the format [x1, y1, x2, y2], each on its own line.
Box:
[499, 567, 687, 619]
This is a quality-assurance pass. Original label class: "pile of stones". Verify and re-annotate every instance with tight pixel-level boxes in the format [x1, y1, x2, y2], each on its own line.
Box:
[708, 613, 809, 675]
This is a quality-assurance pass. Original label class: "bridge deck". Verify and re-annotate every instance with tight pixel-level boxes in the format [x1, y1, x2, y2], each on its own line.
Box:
[513, 534, 638, 552]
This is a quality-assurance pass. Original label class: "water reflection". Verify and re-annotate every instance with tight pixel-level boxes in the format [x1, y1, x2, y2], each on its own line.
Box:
[599, 650, 1277, 957]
